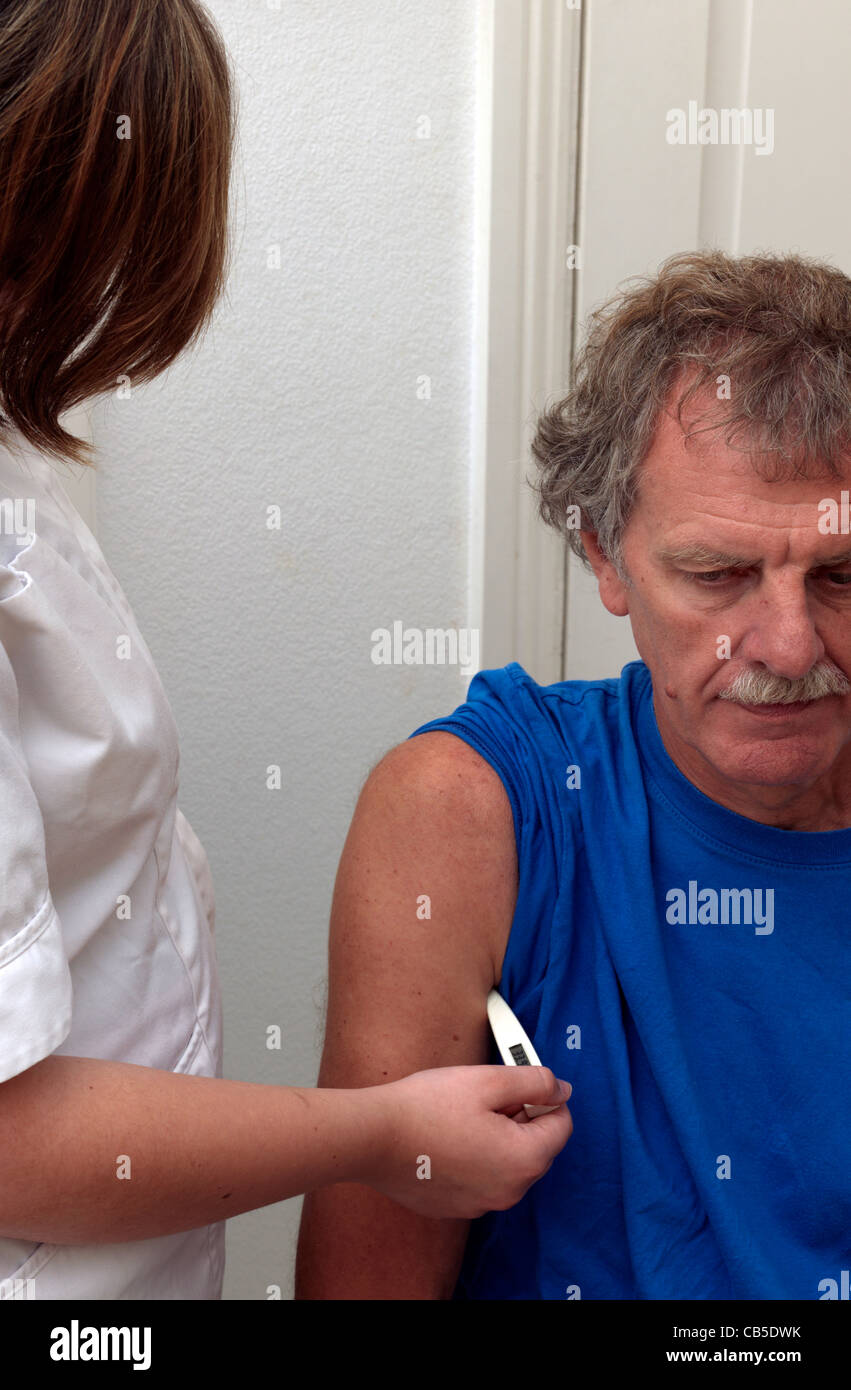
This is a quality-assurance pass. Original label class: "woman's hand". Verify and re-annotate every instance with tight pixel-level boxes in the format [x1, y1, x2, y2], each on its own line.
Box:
[356, 1065, 573, 1218]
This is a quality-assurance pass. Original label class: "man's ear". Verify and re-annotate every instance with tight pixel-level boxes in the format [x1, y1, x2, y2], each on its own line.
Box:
[579, 531, 630, 617]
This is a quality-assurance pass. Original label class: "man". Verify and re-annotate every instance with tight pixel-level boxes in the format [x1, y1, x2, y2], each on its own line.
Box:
[295, 250, 851, 1299]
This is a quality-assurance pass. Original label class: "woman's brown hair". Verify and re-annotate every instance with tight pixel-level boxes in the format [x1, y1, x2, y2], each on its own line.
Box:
[0, 0, 237, 468]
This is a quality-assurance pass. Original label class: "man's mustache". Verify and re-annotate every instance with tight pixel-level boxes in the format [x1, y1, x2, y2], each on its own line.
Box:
[718, 661, 851, 705]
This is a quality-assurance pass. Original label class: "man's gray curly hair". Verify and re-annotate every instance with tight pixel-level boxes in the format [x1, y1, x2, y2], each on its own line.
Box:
[529, 249, 851, 583]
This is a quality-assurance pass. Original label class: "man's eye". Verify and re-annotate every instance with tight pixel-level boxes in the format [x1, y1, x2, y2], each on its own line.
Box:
[683, 568, 851, 587]
[684, 569, 737, 584]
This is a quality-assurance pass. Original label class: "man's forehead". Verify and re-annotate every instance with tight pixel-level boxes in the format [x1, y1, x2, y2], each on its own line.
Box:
[651, 372, 847, 451]
[633, 391, 851, 561]
[641, 392, 851, 493]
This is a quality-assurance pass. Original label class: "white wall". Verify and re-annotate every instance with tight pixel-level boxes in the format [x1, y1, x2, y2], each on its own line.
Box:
[89, 0, 479, 1300]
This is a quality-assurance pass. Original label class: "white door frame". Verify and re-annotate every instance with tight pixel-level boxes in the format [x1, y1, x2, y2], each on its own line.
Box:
[471, 0, 584, 685]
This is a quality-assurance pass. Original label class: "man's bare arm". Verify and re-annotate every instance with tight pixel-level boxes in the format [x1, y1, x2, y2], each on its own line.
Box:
[295, 730, 517, 1300]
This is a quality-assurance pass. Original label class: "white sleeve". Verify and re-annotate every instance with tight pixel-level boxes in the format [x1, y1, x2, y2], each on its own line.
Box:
[0, 643, 72, 1084]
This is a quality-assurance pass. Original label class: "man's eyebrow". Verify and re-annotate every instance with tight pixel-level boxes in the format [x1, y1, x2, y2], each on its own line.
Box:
[654, 544, 851, 567]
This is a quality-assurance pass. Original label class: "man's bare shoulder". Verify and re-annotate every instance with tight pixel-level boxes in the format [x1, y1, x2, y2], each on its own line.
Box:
[339, 730, 517, 986]
[364, 729, 514, 830]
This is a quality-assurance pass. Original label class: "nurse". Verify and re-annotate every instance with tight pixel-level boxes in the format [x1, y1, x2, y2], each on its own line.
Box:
[0, 0, 572, 1299]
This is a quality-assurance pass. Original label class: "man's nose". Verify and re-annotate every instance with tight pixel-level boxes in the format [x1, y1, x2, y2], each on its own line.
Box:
[736, 579, 824, 681]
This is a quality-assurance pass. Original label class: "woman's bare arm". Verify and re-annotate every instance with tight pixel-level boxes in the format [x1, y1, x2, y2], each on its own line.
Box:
[0, 1054, 381, 1243]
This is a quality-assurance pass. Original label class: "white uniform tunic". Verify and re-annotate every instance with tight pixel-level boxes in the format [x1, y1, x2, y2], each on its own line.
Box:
[0, 426, 225, 1299]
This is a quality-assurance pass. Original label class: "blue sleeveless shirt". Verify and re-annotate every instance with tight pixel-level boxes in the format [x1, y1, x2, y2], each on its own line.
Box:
[408, 661, 851, 1300]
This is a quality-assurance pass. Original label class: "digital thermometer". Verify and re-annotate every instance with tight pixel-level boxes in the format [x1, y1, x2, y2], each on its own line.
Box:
[486, 988, 561, 1116]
